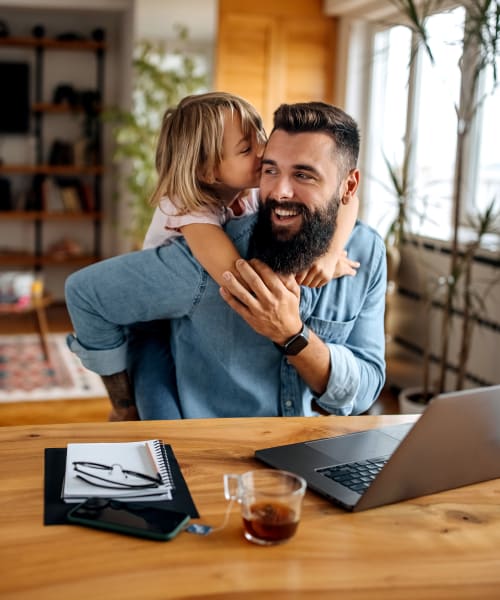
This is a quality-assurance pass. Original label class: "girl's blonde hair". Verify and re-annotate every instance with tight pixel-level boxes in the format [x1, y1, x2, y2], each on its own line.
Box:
[150, 91, 266, 213]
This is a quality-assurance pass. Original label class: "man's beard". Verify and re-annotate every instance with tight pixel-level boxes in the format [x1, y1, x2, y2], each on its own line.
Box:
[249, 195, 340, 274]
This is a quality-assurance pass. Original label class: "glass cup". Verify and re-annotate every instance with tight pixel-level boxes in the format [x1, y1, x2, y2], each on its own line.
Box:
[223, 469, 306, 545]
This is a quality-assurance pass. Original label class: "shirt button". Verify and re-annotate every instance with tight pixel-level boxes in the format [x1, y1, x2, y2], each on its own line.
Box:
[284, 400, 293, 408]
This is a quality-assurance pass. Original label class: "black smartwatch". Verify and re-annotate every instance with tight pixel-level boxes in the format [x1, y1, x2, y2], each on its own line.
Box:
[273, 323, 310, 356]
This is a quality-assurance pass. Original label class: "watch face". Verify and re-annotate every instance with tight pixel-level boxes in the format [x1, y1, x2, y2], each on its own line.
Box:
[285, 333, 309, 356]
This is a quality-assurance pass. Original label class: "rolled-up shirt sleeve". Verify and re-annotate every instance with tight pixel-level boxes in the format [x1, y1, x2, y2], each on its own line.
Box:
[310, 229, 387, 415]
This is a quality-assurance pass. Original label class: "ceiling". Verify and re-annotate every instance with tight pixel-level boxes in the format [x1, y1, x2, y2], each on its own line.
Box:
[323, 0, 401, 19]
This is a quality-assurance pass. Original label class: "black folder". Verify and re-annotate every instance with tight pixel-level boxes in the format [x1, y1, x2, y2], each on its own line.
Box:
[44, 444, 199, 525]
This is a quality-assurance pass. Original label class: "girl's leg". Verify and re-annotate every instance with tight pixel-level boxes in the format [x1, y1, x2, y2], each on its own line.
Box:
[64, 249, 183, 420]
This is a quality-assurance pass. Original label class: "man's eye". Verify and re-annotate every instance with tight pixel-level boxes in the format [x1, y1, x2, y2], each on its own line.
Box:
[262, 167, 277, 175]
[295, 172, 313, 181]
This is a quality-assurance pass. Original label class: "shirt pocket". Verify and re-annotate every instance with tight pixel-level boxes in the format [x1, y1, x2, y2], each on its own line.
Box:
[307, 315, 356, 345]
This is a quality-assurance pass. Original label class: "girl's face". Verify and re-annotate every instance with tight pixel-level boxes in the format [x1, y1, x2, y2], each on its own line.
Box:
[213, 110, 264, 196]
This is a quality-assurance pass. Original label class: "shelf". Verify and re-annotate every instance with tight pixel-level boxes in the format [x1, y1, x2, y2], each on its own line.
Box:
[0, 36, 106, 51]
[0, 211, 102, 221]
[0, 165, 104, 176]
[40, 255, 100, 267]
[0, 23, 105, 277]
[0, 253, 100, 267]
[32, 103, 102, 114]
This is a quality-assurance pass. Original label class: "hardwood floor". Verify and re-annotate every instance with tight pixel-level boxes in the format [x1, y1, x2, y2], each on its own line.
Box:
[0, 303, 403, 427]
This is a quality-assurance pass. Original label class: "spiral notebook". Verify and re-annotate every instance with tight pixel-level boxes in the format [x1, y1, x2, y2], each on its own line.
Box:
[62, 439, 174, 503]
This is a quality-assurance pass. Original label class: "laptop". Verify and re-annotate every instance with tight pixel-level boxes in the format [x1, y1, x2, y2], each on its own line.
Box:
[255, 385, 500, 511]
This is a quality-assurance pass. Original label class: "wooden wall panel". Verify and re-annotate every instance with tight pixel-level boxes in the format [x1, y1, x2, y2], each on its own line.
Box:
[215, 15, 276, 124]
[215, 0, 337, 132]
[281, 19, 336, 104]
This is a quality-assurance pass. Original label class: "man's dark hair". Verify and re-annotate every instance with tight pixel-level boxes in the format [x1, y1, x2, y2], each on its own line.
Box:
[271, 102, 360, 175]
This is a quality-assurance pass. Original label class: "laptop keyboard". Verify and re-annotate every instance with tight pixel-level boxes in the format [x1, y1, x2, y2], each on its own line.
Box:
[317, 456, 389, 494]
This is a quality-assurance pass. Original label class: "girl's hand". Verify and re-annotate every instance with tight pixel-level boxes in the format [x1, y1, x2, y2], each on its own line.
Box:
[295, 250, 360, 288]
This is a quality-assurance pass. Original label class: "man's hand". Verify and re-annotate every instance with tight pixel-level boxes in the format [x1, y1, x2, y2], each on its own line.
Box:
[219, 258, 303, 345]
[220, 258, 332, 396]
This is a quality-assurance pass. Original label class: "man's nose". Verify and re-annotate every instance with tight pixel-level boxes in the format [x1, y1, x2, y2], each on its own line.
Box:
[269, 176, 294, 200]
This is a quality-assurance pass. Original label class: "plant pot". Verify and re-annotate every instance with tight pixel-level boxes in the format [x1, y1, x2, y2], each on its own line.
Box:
[398, 386, 433, 414]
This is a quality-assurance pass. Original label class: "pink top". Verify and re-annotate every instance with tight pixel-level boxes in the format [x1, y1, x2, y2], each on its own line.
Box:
[142, 188, 259, 249]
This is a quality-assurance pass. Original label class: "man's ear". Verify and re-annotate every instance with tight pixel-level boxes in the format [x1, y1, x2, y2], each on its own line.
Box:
[341, 169, 360, 205]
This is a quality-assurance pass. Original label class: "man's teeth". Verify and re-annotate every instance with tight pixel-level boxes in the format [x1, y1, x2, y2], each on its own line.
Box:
[274, 207, 299, 218]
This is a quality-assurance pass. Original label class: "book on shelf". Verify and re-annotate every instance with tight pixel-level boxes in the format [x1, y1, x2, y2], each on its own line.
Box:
[78, 181, 95, 211]
[62, 439, 175, 503]
[43, 177, 65, 212]
[60, 185, 80, 212]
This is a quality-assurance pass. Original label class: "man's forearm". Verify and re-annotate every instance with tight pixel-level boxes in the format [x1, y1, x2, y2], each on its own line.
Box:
[287, 329, 331, 395]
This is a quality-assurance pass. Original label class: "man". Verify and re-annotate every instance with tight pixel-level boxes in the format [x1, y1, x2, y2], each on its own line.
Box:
[65, 102, 386, 418]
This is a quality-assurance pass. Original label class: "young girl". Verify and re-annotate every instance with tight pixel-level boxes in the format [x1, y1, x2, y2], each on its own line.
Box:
[97, 92, 360, 420]
[142, 91, 360, 289]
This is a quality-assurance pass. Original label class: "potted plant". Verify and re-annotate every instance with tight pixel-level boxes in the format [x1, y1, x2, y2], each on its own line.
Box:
[106, 27, 208, 247]
[390, 0, 500, 411]
[375, 145, 414, 340]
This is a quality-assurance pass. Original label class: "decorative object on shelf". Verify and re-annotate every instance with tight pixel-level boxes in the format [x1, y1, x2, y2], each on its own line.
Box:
[49, 140, 74, 166]
[52, 83, 79, 106]
[91, 28, 105, 42]
[0, 20, 9, 38]
[0, 271, 35, 305]
[31, 25, 45, 38]
[56, 32, 85, 42]
[0, 176, 12, 210]
[46, 237, 84, 260]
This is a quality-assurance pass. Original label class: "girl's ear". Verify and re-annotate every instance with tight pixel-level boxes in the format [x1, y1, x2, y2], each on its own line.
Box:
[341, 169, 360, 205]
[198, 166, 216, 184]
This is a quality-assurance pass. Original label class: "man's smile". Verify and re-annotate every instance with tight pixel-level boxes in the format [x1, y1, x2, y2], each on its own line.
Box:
[267, 201, 306, 232]
[273, 205, 301, 219]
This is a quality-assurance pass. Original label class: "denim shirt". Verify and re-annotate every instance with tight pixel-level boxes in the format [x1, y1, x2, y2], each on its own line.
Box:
[66, 215, 386, 418]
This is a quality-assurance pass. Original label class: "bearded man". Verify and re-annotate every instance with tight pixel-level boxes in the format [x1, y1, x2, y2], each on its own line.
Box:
[65, 102, 386, 419]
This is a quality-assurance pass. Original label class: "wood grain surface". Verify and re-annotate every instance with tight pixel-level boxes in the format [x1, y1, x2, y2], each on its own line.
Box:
[0, 415, 499, 600]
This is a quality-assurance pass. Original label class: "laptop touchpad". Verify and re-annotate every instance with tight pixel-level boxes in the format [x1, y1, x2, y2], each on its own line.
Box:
[307, 430, 400, 463]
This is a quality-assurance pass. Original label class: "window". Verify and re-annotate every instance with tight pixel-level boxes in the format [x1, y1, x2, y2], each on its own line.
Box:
[474, 56, 500, 216]
[363, 26, 411, 237]
[361, 5, 499, 244]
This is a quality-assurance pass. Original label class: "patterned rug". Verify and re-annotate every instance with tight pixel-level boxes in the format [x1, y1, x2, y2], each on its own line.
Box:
[0, 334, 108, 402]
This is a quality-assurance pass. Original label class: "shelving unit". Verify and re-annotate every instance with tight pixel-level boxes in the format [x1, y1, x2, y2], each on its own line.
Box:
[0, 34, 106, 274]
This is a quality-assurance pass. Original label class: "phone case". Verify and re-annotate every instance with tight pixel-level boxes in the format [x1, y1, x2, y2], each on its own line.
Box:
[67, 499, 190, 541]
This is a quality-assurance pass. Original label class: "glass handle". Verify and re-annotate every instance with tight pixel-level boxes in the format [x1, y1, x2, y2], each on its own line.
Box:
[223, 473, 241, 501]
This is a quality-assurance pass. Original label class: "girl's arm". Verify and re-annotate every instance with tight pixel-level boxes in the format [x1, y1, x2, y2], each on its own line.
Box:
[180, 223, 243, 287]
[181, 193, 359, 290]
[295, 194, 360, 288]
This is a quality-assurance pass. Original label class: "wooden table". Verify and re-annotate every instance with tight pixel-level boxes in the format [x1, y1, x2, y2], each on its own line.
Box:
[1, 415, 499, 599]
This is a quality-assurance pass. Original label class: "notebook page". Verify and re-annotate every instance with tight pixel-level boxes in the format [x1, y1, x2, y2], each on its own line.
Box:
[62, 440, 173, 503]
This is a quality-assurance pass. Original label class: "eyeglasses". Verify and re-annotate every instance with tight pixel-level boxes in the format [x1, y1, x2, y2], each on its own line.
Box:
[72, 461, 162, 490]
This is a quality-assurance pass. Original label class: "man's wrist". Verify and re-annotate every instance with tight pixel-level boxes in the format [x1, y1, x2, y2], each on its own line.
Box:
[273, 323, 310, 356]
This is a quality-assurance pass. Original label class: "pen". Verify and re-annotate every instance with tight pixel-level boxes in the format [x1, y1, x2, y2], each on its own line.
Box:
[145, 442, 163, 484]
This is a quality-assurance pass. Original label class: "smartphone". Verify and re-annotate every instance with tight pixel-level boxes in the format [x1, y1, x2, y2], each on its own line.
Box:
[67, 497, 190, 541]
